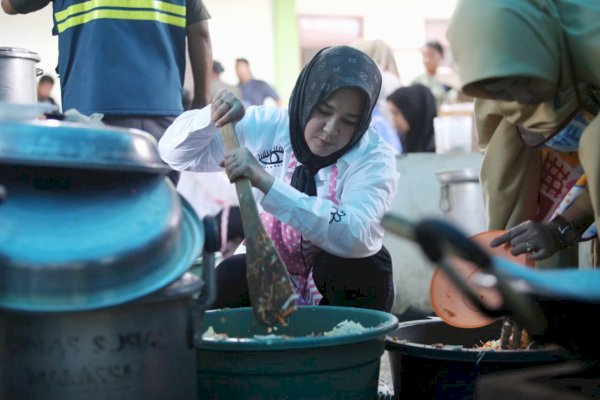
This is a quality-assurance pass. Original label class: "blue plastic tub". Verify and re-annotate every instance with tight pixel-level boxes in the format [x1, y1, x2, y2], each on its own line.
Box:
[195, 306, 398, 399]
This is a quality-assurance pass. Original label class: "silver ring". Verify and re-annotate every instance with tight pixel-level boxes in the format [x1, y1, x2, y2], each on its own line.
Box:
[525, 242, 534, 252]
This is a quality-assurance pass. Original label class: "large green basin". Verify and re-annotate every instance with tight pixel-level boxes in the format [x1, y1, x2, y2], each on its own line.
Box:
[195, 306, 398, 399]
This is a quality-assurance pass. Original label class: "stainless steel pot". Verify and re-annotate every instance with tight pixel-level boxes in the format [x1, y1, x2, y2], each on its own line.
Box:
[0, 118, 220, 400]
[0, 166, 200, 312]
[0, 47, 42, 104]
[436, 168, 486, 236]
[0, 257, 215, 400]
[0, 120, 170, 174]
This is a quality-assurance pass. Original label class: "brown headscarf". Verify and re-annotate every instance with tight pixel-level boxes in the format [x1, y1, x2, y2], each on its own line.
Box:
[447, 0, 600, 232]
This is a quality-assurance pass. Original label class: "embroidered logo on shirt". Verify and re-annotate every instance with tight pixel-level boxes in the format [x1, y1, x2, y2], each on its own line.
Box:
[257, 146, 284, 168]
[329, 207, 346, 223]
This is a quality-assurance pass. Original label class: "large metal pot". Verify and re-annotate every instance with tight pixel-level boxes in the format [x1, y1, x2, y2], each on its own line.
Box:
[0, 119, 219, 399]
[0, 47, 42, 104]
[0, 120, 170, 174]
[386, 318, 567, 400]
[0, 120, 179, 312]
[0, 263, 216, 400]
[0, 166, 197, 311]
[436, 168, 487, 236]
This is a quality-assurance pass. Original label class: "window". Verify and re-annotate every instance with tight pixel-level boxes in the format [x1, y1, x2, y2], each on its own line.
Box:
[298, 15, 363, 66]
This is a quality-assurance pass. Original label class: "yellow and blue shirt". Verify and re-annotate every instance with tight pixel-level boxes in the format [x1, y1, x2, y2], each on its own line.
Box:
[8, 0, 209, 116]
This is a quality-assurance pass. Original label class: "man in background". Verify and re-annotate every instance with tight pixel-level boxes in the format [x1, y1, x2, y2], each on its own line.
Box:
[37, 74, 57, 107]
[412, 40, 458, 109]
[235, 58, 282, 107]
[2, 0, 212, 142]
[210, 60, 241, 100]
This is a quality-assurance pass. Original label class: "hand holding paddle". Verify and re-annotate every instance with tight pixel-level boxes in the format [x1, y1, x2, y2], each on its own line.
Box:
[219, 123, 296, 326]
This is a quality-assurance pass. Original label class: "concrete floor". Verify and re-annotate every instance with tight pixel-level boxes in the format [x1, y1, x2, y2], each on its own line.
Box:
[379, 351, 394, 395]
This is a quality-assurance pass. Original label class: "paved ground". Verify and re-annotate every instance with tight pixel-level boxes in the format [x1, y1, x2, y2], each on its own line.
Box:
[378, 351, 394, 396]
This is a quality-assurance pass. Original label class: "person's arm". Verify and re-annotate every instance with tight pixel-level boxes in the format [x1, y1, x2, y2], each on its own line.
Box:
[476, 99, 543, 229]
[261, 137, 399, 258]
[2, 0, 49, 14]
[187, 19, 212, 109]
[1, 0, 16, 14]
[552, 193, 595, 246]
[158, 105, 223, 171]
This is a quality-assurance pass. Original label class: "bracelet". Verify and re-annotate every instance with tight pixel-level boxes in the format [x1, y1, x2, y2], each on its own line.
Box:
[549, 215, 580, 250]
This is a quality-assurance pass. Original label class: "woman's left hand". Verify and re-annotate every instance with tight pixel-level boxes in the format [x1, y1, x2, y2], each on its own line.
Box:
[220, 148, 275, 193]
[211, 89, 245, 128]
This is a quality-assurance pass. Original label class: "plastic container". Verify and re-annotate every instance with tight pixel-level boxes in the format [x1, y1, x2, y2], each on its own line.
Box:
[195, 306, 398, 399]
[385, 318, 567, 400]
[434, 115, 473, 154]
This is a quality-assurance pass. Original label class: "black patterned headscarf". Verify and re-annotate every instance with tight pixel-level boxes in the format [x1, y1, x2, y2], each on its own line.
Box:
[288, 46, 382, 196]
[387, 84, 437, 153]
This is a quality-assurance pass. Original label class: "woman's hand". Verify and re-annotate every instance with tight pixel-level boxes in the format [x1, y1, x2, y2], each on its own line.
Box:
[220, 148, 275, 193]
[211, 89, 244, 128]
[489, 220, 559, 260]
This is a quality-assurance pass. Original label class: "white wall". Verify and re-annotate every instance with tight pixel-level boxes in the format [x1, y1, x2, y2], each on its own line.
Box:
[296, 0, 459, 85]
[1, 1, 459, 104]
[200, 0, 275, 88]
[0, 5, 61, 105]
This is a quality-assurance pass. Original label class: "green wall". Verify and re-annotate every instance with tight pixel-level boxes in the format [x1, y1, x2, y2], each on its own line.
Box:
[272, 0, 300, 104]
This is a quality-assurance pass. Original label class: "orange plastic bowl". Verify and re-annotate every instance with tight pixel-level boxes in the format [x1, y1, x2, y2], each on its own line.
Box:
[429, 230, 533, 328]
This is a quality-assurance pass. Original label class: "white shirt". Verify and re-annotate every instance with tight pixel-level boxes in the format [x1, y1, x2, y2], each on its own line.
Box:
[158, 105, 399, 258]
[177, 171, 238, 218]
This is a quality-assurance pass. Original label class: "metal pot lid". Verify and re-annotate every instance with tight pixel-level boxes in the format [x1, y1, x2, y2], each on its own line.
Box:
[436, 168, 480, 183]
[0, 173, 204, 312]
[0, 47, 41, 62]
[0, 102, 59, 122]
[0, 120, 170, 174]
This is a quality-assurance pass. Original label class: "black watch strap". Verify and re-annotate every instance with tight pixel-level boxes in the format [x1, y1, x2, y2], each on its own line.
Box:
[549, 215, 580, 250]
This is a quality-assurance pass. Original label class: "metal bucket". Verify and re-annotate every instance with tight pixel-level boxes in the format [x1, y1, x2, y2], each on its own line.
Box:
[436, 168, 486, 236]
[0, 47, 42, 104]
[0, 257, 215, 400]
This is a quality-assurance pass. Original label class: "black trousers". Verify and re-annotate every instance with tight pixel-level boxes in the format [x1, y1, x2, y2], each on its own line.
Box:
[213, 246, 394, 312]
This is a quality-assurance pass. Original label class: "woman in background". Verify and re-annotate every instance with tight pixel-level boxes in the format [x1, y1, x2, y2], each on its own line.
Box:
[387, 84, 437, 153]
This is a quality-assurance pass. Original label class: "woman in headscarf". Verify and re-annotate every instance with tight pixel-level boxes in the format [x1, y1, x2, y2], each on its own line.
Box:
[352, 39, 403, 155]
[387, 84, 437, 153]
[159, 46, 399, 311]
[446, 0, 600, 264]
[352, 39, 402, 101]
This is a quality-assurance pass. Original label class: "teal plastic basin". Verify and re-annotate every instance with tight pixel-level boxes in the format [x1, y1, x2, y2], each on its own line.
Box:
[195, 306, 398, 399]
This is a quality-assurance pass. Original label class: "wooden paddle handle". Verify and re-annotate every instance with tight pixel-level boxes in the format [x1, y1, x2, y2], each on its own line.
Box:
[219, 123, 296, 326]
[219, 123, 266, 234]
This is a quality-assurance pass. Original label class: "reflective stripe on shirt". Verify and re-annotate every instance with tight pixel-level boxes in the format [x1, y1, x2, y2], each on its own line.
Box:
[55, 0, 186, 33]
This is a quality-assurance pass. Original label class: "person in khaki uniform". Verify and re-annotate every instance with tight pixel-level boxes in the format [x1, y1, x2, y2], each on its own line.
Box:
[447, 0, 600, 264]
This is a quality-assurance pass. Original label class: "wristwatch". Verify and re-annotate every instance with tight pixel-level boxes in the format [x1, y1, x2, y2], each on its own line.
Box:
[549, 215, 580, 250]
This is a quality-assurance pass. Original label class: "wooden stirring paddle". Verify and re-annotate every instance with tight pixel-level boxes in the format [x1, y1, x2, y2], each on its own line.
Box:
[219, 123, 297, 326]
